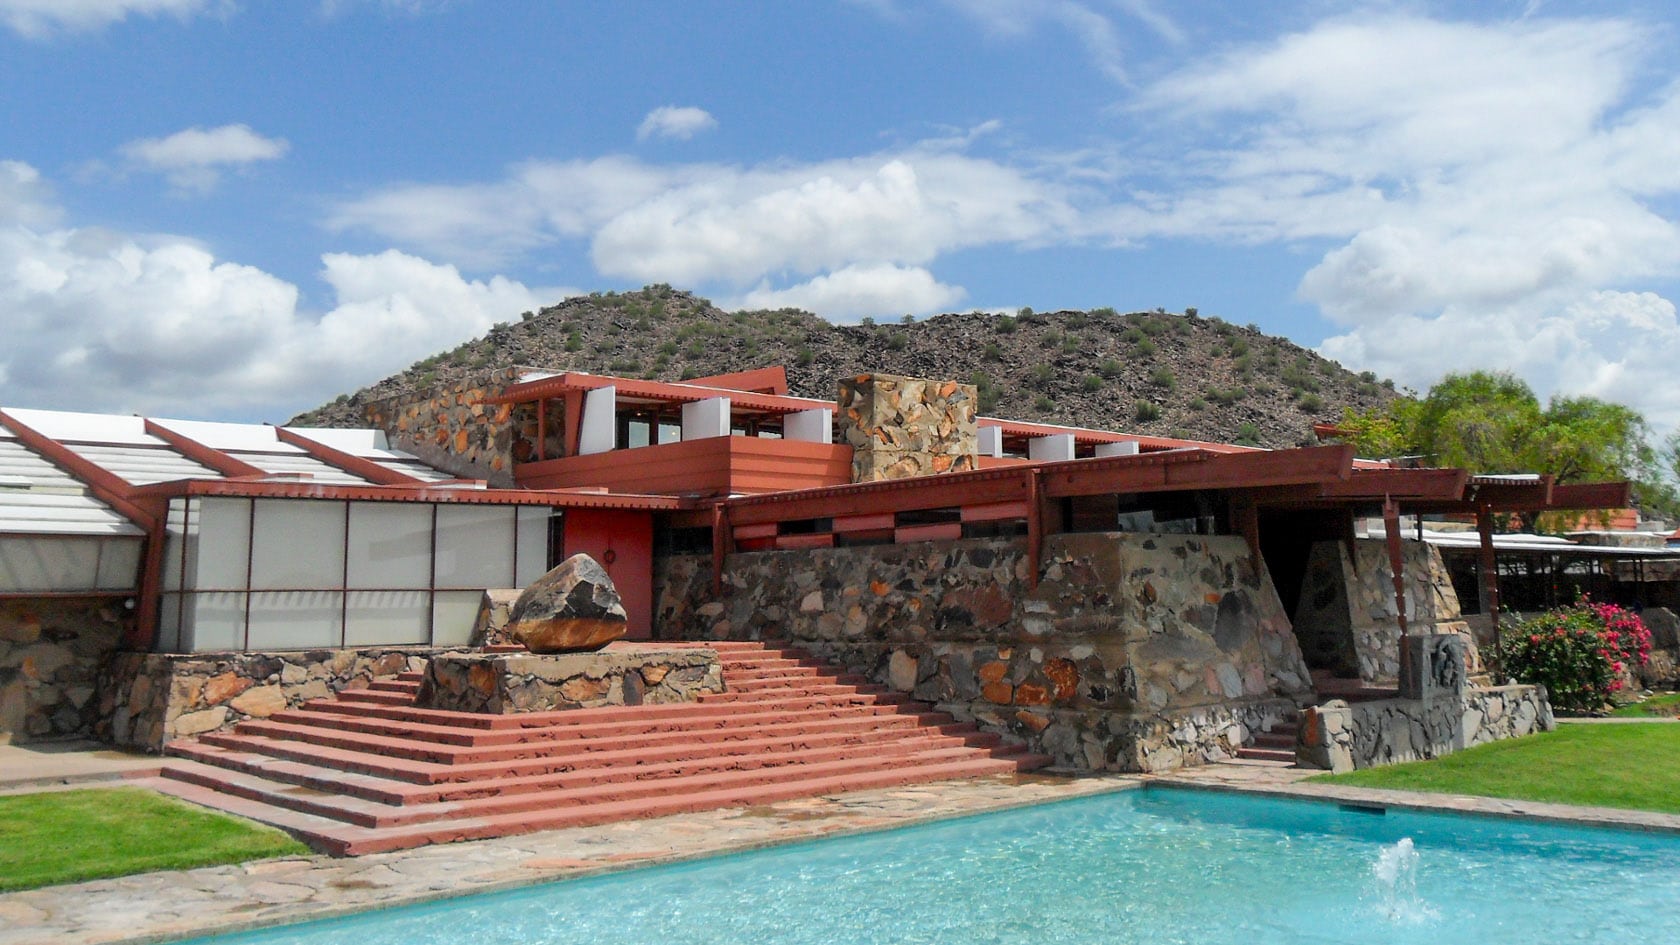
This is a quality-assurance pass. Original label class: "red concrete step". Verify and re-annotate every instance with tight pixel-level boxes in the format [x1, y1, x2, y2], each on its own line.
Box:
[269, 701, 961, 749]
[208, 706, 980, 770]
[152, 640, 1052, 856]
[161, 742, 1034, 828]
[1234, 746, 1295, 763]
[149, 751, 1048, 857]
[168, 730, 1022, 806]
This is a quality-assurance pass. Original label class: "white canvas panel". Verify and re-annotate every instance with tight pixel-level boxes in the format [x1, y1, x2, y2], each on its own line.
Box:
[344, 590, 430, 646]
[431, 591, 482, 646]
[245, 590, 342, 649]
[578, 385, 616, 455]
[184, 592, 247, 652]
[977, 426, 1004, 458]
[0, 536, 97, 592]
[434, 505, 515, 588]
[681, 397, 731, 440]
[94, 538, 143, 590]
[1028, 433, 1076, 462]
[346, 502, 432, 589]
[1094, 441, 1140, 458]
[250, 500, 346, 590]
[156, 594, 182, 653]
[515, 506, 552, 586]
[782, 408, 831, 443]
[195, 498, 251, 591]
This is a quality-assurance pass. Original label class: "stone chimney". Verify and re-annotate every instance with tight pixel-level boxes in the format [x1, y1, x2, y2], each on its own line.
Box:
[836, 374, 978, 483]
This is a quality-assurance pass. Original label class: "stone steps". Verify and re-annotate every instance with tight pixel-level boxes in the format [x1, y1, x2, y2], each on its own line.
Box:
[149, 640, 1051, 855]
[1234, 715, 1299, 764]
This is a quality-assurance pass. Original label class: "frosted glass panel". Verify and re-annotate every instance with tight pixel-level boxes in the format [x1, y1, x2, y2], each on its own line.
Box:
[515, 507, 552, 586]
[184, 592, 246, 651]
[344, 590, 430, 646]
[95, 538, 143, 590]
[162, 500, 189, 591]
[0, 537, 96, 592]
[346, 503, 432, 589]
[431, 591, 482, 646]
[195, 498, 251, 590]
[434, 506, 514, 588]
[246, 590, 342, 649]
[156, 595, 182, 653]
[250, 500, 346, 590]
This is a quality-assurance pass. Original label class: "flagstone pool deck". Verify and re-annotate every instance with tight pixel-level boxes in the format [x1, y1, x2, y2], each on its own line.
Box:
[5, 760, 1680, 945]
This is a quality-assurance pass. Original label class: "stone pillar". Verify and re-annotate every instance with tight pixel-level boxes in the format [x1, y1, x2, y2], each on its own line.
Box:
[837, 374, 978, 483]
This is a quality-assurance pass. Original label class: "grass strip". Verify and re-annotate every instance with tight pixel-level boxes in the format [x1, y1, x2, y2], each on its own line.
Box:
[0, 786, 308, 892]
[1609, 691, 1680, 718]
[1308, 723, 1680, 814]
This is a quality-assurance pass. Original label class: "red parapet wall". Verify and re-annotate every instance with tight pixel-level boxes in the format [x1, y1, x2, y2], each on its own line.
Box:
[515, 437, 853, 497]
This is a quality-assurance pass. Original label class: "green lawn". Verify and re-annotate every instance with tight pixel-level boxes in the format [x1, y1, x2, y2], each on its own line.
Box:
[1308, 723, 1680, 814]
[1609, 691, 1680, 718]
[0, 786, 308, 892]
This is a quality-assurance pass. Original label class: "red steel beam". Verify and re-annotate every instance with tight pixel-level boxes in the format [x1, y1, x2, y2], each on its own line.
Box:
[0, 409, 157, 530]
[272, 426, 423, 486]
[143, 419, 266, 479]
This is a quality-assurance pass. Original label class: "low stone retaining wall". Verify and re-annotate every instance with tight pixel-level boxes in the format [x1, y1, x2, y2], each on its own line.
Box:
[1297, 684, 1554, 773]
[96, 646, 456, 752]
[418, 646, 722, 713]
[1, 597, 128, 743]
[655, 532, 1316, 772]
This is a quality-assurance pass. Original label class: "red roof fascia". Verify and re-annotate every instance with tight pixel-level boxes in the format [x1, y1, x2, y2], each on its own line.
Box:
[978, 417, 1248, 451]
[273, 426, 423, 486]
[680, 366, 789, 395]
[143, 419, 266, 478]
[127, 477, 683, 510]
[0, 408, 158, 530]
[489, 372, 833, 415]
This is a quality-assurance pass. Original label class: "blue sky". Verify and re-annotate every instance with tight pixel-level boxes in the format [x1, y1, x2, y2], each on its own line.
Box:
[4, 1, 1680, 435]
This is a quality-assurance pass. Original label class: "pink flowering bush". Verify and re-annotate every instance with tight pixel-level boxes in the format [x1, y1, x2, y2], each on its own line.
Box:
[1501, 600, 1653, 713]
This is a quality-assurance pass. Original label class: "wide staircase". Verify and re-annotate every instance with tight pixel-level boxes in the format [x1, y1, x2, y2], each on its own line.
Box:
[140, 641, 1050, 856]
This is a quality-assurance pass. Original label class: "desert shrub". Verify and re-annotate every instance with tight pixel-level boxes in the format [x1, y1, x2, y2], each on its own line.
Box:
[1149, 366, 1176, 390]
[1134, 400, 1161, 422]
[1234, 422, 1260, 445]
[995, 315, 1018, 333]
[1029, 363, 1055, 384]
[1082, 374, 1104, 392]
[1098, 358, 1123, 379]
[1034, 394, 1055, 412]
[983, 342, 1003, 361]
[887, 332, 908, 350]
[1501, 601, 1652, 713]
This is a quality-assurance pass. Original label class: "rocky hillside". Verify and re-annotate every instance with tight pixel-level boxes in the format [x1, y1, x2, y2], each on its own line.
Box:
[292, 285, 1397, 449]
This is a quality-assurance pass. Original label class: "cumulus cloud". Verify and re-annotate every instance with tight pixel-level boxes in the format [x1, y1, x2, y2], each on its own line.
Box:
[0, 161, 568, 419]
[728, 265, 965, 322]
[636, 106, 718, 142]
[1119, 14, 1680, 429]
[332, 135, 1073, 298]
[0, 0, 216, 37]
[120, 124, 290, 194]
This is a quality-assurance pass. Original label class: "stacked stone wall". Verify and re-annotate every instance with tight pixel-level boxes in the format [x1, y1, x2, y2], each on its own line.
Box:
[654, 532, 1314, 772]
[1297, 685, 1553, 773]
[1292, 538, 1472, 683]
[419, 648, 722, 714]
[0, 598, 128, 743]
[96, 647, 457, 752]
[363, 368, 527, 485]
[836, 374, 978, 482]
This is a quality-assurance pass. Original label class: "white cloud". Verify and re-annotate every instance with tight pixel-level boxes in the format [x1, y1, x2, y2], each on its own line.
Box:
[1114, 14, 1680, 430]
[332, 136, 1072, 301]
[636, 106, 718, 142]
[120, 124, 290, 194]
[728, 265, 965, 322]
[0, 161, 568, 419]
[0, 0, 215, 37]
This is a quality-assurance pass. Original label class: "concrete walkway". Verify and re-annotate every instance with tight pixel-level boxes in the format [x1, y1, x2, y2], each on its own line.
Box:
[0, 741, 160, 795]
[3, 757, 1678, 945]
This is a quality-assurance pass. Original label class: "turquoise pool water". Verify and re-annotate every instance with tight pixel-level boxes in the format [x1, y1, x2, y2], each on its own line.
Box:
[182, 787, 1680, 944]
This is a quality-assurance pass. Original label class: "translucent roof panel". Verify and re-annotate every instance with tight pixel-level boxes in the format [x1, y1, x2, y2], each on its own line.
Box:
[65, 443, 220, 486]
[2, 408, 155, 446]
[227, 451, 368, 485]
[0, 439, 144, 536]
[147, 417, 290, 453]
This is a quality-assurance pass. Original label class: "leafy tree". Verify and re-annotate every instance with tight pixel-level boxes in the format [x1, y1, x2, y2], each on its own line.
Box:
[1337, 371, 1680, 527]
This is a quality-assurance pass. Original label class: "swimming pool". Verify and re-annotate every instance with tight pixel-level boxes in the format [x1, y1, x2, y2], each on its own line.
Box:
[179, 786, 1680, 944]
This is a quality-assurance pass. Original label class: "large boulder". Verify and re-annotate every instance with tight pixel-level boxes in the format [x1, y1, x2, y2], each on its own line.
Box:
[506, 554, 628, 653]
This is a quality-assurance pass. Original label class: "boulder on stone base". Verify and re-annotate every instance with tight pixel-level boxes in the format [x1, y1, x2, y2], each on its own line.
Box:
[506, 554, 628, 653]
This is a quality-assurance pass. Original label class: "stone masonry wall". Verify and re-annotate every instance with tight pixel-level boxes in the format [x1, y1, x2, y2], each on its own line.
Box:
[96, 647, 454, 752]
[363, 368, 524, 486]
[654, 532, 1314, 772]
[419, 647, 723, 714]
[1297, 684, 1553, 773]
[1293, 538, 1472, 683]
[836, 374, 978, 482]
[1, 598, 128, 743]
